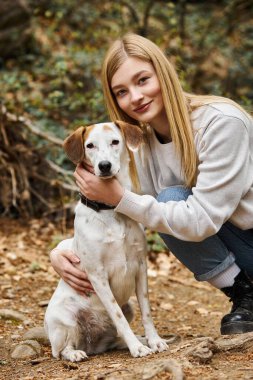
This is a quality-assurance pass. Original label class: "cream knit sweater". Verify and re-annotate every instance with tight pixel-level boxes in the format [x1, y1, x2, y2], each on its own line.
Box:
[115, 103, 253, 241]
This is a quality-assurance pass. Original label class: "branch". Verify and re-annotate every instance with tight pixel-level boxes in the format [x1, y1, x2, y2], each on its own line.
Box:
[119, 0, 140, 24]
[1, 105, 63, 146]
[45, 159, 73, 177]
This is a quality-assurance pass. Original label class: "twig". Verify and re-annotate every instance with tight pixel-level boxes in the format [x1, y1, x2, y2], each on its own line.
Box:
[30, 172, 77, 192]
[29, 187, 54, 208]
[1, 105, 63, 146]
[45, 159, 73, 177]
[0, 122, 10, 146]
[168, 275, 212, 291]
[8, 166, 17, 207]
[97, 368, 131, 379]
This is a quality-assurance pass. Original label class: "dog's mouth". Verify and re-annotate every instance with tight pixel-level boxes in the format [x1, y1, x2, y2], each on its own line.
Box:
[99, 173, 113, 179]
[98, 168, 120, 179]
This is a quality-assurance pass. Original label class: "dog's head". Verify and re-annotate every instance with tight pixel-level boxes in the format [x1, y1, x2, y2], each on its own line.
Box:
[63, 121, 143, 181]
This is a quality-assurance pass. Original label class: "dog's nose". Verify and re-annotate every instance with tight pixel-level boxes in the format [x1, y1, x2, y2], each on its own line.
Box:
[98, 161, 112, 174]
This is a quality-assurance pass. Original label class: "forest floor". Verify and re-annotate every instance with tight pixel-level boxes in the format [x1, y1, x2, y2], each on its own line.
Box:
[0, 218, 253, 380]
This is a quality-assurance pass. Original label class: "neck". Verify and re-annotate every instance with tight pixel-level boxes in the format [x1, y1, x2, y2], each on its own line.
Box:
[149, 109, 172, 143]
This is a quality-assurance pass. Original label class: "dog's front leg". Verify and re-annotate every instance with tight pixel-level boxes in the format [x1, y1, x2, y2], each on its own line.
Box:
[136, 257, 169, 353]
[88, 272, 152, 358]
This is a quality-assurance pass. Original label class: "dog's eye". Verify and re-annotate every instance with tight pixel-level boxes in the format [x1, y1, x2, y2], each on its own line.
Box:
[86, 143, 94, 149]
[111, 140, 119, 146]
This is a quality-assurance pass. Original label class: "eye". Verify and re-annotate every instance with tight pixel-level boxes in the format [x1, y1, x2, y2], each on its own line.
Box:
[116, 89, 126, 98]
[139, 76, 149, 85]
[86, 143, 94, 149]
[111, 140, 119, 146]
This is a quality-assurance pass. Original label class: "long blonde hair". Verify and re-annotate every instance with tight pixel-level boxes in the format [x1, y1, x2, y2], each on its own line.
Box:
[101, 33, 250, 188]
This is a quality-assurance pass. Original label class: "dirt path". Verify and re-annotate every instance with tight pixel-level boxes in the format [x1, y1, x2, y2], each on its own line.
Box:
[0, 218, 253, 379]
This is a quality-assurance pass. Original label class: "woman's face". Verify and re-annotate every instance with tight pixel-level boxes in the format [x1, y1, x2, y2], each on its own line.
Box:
[111, 57, 165, 125]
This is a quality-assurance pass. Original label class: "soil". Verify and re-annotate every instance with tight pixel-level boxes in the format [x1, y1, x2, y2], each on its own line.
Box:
[0, 218, 253, 380]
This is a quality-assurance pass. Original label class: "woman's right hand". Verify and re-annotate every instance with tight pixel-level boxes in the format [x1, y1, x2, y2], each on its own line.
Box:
[50, 248, 94, 296]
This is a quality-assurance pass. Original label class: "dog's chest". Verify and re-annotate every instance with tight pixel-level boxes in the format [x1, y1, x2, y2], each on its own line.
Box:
[74, 205, 146, 301]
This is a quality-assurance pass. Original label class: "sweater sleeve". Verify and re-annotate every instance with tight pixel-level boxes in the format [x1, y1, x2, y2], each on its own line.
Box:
[115, 115, 250, 241]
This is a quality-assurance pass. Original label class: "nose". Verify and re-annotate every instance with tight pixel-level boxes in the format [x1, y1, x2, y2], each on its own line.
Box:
[98, 160, 112, 174]
[130, 87, 144, 104]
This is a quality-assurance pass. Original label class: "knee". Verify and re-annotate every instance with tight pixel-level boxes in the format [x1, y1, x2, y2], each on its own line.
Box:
[157, 186, 192, 203]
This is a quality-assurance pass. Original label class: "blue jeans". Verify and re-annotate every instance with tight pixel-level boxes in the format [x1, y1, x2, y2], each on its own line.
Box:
[157, 186, 253, 281]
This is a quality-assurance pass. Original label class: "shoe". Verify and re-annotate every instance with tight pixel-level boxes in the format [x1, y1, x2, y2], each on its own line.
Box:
[220, 271, 253, 335]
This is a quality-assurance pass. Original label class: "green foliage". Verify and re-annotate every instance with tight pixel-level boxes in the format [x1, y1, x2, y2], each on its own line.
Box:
[146, 230, 169, 254]
[0, 0, 252, 162]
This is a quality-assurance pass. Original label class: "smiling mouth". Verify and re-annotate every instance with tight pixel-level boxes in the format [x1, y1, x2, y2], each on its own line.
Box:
[133, 101, 152, 113]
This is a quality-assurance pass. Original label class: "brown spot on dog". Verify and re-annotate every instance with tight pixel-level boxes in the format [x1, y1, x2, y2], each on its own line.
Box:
[143, 293, 148, 298]
[116, 312, 122, 318]
[84, 124, 96, 140]
[103, 124, 113, 132]
[111, 298, 116, 303]
[146, 313, 150, 318]
[76, 308, 117, 355]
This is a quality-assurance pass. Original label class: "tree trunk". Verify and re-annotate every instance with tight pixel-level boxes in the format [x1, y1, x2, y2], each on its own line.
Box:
[0, 0, 31, 59]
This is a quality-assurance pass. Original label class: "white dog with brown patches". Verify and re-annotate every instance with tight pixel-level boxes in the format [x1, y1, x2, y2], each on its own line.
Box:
[44, 121, 168, 362]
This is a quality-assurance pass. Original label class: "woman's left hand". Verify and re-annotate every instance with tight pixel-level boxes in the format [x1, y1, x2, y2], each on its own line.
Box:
[74, 164, 124, 206]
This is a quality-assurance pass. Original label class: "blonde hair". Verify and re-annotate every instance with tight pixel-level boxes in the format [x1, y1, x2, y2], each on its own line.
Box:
[101, 33, 250, 188]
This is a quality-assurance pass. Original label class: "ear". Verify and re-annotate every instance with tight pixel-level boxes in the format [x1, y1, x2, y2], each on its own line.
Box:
[115, 120, 143, 151]
[63, 126, 86, 164]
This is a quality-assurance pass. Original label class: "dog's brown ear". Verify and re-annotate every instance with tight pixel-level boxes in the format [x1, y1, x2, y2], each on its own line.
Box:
[115, 120, 143, 151]
[63, 126, 86, 164]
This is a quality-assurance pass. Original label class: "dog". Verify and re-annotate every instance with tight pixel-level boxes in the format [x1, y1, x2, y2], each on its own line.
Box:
[44, 121, 168, 362]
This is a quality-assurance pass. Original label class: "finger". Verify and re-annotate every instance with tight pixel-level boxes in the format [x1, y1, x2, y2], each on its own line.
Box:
[81, 161, 94, 174]
[64, 263, 89, 280]
[65, 274, 94, 292]
[64, 270, 92, 287]
[66, 279, 93, 296]
[61, 250, 80, 264]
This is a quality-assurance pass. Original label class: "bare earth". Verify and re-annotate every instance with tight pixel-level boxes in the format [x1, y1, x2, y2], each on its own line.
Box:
[0, 218, 253, 380]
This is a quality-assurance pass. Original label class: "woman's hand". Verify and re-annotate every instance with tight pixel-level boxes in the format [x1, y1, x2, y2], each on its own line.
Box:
[74, 164, 124, 206]
[50, 248, 94, 296]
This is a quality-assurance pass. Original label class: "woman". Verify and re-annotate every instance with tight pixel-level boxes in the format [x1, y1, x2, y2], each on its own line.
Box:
[51, 33, 253, 335]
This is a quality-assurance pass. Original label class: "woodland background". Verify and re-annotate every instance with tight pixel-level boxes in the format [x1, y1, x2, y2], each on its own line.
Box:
[1, 2, 253, 379]
[0, 0, 253, 220]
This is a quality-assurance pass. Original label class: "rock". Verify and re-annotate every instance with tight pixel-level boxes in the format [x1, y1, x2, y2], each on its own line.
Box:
[0, 308, 25, 321]
[6, 252, 18, 262]
[160, 302, 174, 311]
[23, 327, 49, 345]
[196, 307, 209, 316]
[5, 266, 17, 275]
[11, 340, 41, 359]
[11, 334, 21, 340]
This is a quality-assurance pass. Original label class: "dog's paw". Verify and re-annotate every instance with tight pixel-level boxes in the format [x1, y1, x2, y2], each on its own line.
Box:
[62, 348, 88, 362]
[148, 337, 169, 353]
[130, 343, 153, 358]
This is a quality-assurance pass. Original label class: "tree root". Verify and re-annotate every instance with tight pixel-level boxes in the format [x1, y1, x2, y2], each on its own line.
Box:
[141, 358, 184, 380]
[0, 105, 76, 218]
[171, 332, 253, 364]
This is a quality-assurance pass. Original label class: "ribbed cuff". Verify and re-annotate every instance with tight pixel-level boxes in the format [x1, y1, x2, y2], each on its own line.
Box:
[115, 189, 144, 221]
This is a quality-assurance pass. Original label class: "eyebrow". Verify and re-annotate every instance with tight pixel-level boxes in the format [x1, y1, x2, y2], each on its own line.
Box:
[111, 70, 151, 91]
